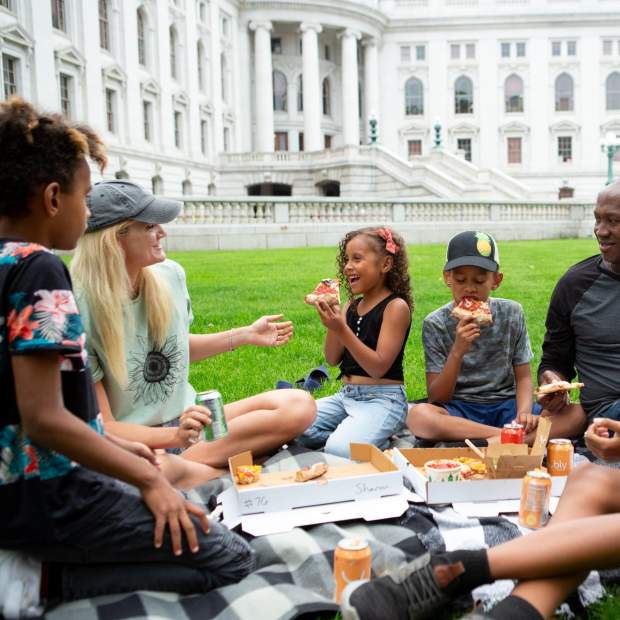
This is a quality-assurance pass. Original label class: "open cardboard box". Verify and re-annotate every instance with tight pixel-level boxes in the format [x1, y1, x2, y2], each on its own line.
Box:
[219, 443, 409, 536]
[393, 419, 568, 504]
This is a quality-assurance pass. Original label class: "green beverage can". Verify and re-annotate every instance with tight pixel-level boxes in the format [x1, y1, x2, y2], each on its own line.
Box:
[195, 389, 228, 441]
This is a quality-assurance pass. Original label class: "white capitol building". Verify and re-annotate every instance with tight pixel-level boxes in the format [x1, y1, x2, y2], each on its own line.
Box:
[1, 0, 620, 203]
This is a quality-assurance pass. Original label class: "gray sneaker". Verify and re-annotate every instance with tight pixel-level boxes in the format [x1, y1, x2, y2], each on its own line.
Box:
[340, 552, 451, 620]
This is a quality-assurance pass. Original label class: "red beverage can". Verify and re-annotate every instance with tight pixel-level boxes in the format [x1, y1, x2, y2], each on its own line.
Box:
[547, 439, 574, 476]
[501, 422, 525, 444]
[334, 537, 372, 603]
[519, 470, 552, 529]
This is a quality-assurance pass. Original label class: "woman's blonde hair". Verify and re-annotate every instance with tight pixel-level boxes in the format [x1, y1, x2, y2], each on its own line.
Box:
[71, 221, 172, 386]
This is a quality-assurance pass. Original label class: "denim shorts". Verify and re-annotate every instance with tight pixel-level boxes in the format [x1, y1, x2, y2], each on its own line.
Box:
[297, 383, 408, 458]
[442, 398, 543, 427]
[594, 399, 620, 422]
[157, 417, 182, 455]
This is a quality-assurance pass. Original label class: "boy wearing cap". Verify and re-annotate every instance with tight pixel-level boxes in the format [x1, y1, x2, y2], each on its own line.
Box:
[407, 231, 542, 444]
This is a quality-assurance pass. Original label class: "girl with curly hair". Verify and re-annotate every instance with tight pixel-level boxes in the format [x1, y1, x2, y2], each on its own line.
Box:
[299, 227, 413, 457]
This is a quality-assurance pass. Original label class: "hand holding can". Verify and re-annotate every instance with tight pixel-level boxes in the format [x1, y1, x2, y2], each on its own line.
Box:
[196, 390, 228, 442]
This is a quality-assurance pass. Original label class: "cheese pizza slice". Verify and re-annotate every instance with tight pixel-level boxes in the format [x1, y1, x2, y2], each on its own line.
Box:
[451, 297, 493, 325]
[304, 278, 340, 307]
[535, 380, 584, 397]
[295, 462, 329, 482]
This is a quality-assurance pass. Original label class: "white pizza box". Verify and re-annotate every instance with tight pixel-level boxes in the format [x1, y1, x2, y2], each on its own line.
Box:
[393, 446, 568, 504]
[452, 496, 561, 518]
[227, 443, 404, 516]
[219, 485, 410, 536]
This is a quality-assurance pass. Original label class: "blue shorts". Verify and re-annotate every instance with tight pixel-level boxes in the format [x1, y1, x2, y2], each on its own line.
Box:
[594, 399, 620, 422]
[441, 398, 543, 428]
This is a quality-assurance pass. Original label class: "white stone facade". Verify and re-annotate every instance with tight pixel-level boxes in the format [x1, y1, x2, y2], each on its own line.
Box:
[1, 0, 619, 201]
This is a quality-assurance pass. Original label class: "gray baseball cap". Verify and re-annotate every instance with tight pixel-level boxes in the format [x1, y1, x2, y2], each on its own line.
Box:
[85, 180, 181, 233]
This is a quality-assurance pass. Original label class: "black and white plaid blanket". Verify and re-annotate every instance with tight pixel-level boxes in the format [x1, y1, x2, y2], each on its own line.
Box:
[45, 446, 610, 620]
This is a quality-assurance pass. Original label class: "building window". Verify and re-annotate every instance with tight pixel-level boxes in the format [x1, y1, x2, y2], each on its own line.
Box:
[555, 73, 574, 111]
[603, 40, 613, 56]
[137, 9, 147, 66]
[51, 0, 66, 31]
[465, 43, 475, 59]
[0, 0, 13, 11]
[454, 75, 473, 114]
[271, 38, 282, 54]
[182, 180, 192, 195]
[220, 53, 227, 102]
[223, 126, 230, 152]
[400, 46, 411, 63]
[505, 74, 524, 113]
[2, 54, 18, 98]
[507, 137, 522, 164]
[99, 0, 110, 50]
[551, 41, 561, 57]
[324, 134, 332, 149]
[298, 39, 303, 55]
[322, 78, 330, 115]
[450, 43, 460, 60]
[457, 138, 472, 162]
[297, 74, 303, 112]
[221, 16, 229, 37]
[169, 26, 178, 79]
[404, 77, 424, 115]
[152, 175, 163, 194]
[516, 42, 526, 57]
[143, 100, 152, 142]
[197, 41, 205, 91]
[416, 45, 426, 61]
[501, 42, 510, 58]
[408, 139, 422, 158]
[274, 131, 287, 151]
[272, 70, 287, 111]
[558, 136, 572, 162]
[299, 132, 304, 151]
[198, 1, 207, 22]
[606, 72, 620, 110]
[59, 73, 72, 119]
[105, 88, 116, 133]
[200, 120, 207, 154]
[567, 40, 577, 56]
[174, 110, 182, 148]
[324, 45, 330, 60]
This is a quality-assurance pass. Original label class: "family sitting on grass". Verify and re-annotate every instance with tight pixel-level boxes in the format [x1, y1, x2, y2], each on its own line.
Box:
[1, 96, 619, 619]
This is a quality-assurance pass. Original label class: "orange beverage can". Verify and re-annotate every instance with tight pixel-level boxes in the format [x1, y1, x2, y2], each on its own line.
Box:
[547, 439, 574, 476]
[519, 470, 552, 529]
[334, 537, 372, 602]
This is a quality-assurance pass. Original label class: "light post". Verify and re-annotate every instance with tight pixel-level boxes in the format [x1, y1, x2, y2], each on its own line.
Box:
[433, 118, 443, 149]
[368, 111, 378, 144]
[601, 131, 620, 185]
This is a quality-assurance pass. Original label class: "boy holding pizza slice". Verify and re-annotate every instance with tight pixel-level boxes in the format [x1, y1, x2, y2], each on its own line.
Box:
[408, 231, 545, 444]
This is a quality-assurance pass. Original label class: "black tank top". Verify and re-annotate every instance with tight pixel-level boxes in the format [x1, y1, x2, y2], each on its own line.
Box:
[339, 293, 410, 381]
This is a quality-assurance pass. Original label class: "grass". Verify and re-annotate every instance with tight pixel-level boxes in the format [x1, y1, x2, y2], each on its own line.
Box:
[175, 237, 598, 403]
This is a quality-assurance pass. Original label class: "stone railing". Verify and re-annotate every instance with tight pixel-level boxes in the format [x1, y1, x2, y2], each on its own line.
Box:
[163, 197, 594, 251]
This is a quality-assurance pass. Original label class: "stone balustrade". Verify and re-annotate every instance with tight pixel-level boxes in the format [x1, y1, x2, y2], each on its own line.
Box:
[165, 197, 595, 251]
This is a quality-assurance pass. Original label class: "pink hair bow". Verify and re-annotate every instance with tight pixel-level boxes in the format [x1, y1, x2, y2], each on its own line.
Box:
[377, 228, 399, 254]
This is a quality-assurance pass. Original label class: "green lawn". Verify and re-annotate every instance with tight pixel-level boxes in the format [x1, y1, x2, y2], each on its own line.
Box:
[176, 237, 598, 403]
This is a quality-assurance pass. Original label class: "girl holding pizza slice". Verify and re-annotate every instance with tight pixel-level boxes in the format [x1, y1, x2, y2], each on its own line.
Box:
[298, 227, 412, 458]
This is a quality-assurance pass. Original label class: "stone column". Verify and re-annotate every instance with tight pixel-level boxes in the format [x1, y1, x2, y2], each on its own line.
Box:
[363, 38, 379, 141]
[300, 22, 322, 152]
[249, 20, 274, 152]
[340, 28, 361, 146]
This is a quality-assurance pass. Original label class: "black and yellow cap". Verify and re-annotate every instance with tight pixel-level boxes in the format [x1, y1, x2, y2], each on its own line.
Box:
[444, 231, 500, 272]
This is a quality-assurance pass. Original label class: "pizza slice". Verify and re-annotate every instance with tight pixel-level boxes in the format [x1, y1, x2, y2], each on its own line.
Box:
[304, 278, 340, 307]
[535, 380, 584, 397]
[295, 462, 329, 482]
[451, 297, 493, 325]
[235, 465, 262, 485]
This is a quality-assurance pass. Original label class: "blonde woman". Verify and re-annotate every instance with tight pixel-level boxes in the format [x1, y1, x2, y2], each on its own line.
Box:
[72, 181, 315, 471]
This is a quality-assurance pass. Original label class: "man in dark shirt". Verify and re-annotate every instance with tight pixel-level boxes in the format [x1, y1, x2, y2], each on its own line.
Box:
[538, 181, 620, 427]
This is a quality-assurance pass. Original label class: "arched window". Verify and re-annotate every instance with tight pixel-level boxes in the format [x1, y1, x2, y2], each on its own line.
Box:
[197, 0, 207, 22]
[606, 72, 620, 110]
[151, 175, 163, 195]
[220, 53, 227, 102]
[404, 77, 424, 115]
[505, 74, 524, 113]
[99, 0, 110, 50]
[322, 78, 331, 115]
[169, 25, 178, 79]
[297, 74, 303, 112]
[454, 76, 473, 114]
[555, 73, 574, 111]
[137, 8, 147, 66]
[197, 40, 205, 91]
[273, 70, 287, 111]
[182, 179, 192, 195]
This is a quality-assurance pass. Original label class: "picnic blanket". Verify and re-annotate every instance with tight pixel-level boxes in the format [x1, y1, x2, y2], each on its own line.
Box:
[45, 446, 610, 620]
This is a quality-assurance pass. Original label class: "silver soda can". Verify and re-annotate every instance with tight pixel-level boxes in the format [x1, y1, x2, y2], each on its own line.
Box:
[195, 390, 228, 441]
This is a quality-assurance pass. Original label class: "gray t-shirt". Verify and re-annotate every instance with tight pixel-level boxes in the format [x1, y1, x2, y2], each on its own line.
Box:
[422, 297, 533, 403]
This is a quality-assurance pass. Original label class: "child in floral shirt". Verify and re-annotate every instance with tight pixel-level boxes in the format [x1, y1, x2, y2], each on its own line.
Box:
[0, 98, 253, 616]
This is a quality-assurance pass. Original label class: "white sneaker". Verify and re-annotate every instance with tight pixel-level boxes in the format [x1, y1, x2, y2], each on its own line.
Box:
[0, 550, 43, 619]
